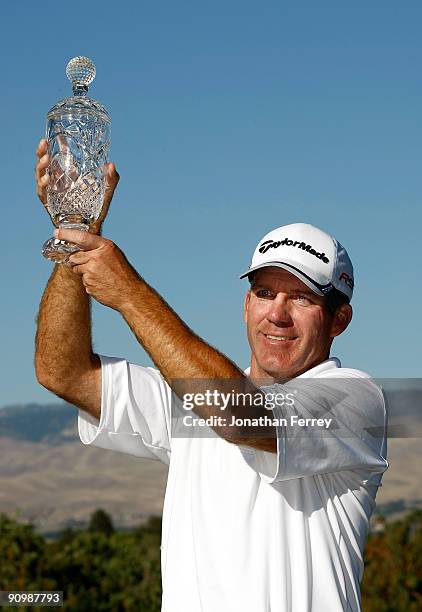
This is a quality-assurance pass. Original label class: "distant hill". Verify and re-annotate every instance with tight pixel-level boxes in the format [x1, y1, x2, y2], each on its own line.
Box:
[0, 401, 168, 534]
[0, 402, 76, 444]
[0, 400, 420, 534]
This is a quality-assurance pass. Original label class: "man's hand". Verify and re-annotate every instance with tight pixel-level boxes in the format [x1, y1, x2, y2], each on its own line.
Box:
[57, 228, 141, 311]
[35, 138, 120, 234]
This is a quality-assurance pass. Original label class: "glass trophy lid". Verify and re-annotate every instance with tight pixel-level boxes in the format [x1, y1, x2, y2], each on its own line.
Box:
[47, 56, 110, 122]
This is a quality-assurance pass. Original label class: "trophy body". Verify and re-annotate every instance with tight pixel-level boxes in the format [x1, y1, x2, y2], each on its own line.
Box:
[42, 57, 111, 262]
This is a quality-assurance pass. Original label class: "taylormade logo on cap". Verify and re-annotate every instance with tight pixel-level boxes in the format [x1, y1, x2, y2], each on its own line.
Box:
[239, 222, 354, 300]
[258, 238, 330, 264]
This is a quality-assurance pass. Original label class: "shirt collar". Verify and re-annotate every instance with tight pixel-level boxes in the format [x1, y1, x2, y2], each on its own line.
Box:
[295, 357, 341, 378]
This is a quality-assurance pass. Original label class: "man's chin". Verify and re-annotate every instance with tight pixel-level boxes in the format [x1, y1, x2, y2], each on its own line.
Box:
[252, 357, 300, 382]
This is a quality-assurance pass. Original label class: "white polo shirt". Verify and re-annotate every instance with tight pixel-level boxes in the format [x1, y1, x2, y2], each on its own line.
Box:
[78, 356, 388, 612]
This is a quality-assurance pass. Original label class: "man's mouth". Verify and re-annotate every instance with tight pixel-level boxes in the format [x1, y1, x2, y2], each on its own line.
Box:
[264, 334, 298, 342]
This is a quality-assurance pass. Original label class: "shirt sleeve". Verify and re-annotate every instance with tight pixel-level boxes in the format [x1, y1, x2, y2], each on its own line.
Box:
[78, 355, 172, 464]
[251, 371, 389, 484]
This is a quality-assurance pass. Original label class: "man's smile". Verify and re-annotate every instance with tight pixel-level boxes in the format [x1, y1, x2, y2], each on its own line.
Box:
[262, 333, 298, 343]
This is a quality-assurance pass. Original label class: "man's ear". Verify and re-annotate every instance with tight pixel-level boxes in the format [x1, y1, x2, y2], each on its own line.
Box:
[330, 303, 353, 338]
[243, 290, 251, 323]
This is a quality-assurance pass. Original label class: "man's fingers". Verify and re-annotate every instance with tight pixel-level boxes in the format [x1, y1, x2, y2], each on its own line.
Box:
[35, 139, 50, 207]
[37, 153, 50, 169]
[90, 162, 120, 233]
[55, 228, 105, 250]
[36, 139, 48, 160]
[68, 250, 92, 265]
[35, 160, 50, 206]
[35, 153, 49, 179]
[107, 162, 120, 186]
[104, 163, 120, 205]
[70, 263, 88, 276]
[36, 167, 50, 188]
[39, 173, 49, 186]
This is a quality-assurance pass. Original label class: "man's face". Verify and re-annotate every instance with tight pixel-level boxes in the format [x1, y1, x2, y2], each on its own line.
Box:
[244, 267, 351, 382]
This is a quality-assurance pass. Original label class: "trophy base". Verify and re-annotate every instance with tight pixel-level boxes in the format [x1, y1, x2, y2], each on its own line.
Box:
[42, 222, 89, 264]
[42, 237, 82, 264]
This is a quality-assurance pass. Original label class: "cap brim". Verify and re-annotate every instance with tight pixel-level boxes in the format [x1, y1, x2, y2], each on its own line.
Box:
[239, 262, 332, 296]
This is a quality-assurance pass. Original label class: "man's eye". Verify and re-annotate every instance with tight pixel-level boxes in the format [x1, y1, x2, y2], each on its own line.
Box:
[255, 289, 274, 299]
[292, 294, 312, 305]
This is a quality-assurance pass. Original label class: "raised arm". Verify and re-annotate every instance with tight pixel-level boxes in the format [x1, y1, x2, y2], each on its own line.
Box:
[34, 139, 119, 420]
[49, 228, 276, 451]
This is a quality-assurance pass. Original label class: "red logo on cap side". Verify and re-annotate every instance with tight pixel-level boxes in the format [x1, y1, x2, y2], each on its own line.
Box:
[339, 272, 354, 289]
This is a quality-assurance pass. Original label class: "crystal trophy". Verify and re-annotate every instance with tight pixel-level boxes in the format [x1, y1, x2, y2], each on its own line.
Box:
[42, 56, 111, 262]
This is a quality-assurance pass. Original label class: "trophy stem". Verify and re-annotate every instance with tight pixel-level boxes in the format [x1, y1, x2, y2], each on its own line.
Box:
[42, 215, 89, 264]
[57, 213, 90, 232]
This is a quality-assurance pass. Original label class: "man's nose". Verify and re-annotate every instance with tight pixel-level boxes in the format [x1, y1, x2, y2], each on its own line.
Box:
[266, 294, 292, 326]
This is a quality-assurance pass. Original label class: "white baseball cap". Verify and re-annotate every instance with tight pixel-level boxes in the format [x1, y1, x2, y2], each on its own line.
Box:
[240, 223, 354, 300]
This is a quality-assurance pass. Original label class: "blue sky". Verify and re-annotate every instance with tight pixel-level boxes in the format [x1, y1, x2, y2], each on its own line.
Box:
[1, 1, 421, 407]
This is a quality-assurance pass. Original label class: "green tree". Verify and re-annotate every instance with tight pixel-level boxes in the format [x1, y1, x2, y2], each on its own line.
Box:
[88, 509, 115, 537]
[0, 513, 53, 592]
[362, 510, 422, 612]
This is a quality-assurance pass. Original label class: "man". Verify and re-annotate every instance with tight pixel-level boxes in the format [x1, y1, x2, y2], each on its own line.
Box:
[35, 139, 388, 612]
